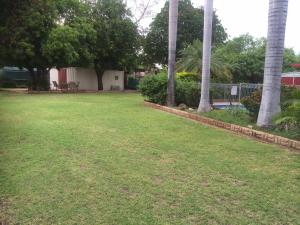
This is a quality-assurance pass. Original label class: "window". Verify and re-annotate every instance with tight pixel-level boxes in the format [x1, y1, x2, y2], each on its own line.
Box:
[115, 76, 119, 80]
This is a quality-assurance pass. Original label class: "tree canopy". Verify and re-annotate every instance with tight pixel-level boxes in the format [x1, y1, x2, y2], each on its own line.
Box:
[177, 34, 300, 83]
[214, 34, 266, 83]
[0, 0, 95, 89]
[0, 0, 139, 90]
[216, 35, 300, 83]
[144, 0, 227, 66]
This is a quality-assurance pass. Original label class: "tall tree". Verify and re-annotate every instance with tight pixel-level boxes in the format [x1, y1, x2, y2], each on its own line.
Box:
[212, 34, 299, 83]
[144, 0, 227, 66]
[198, 0, 214, 113]
[0, 0, 57, 90]
[92, 0, 138, 90]
[214, 35, 266, 83]
[257, 0, 289, 127]
[166, 0, 179, 106]
[0, 0, 95, 90]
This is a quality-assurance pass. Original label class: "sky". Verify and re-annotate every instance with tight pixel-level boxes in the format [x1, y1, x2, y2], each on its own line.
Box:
[128, 0, 300, 53]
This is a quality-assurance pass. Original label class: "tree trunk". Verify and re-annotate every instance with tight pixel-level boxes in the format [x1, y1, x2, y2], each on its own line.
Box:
[166, 0, 179, 107]
[28, 68, 37, 91]
[95, 68, 105, 91]
[257, 0, 289, 127]
[198, 0, 214, 113]
[27, 68, 49, 91]
[36, 69, 42, 91]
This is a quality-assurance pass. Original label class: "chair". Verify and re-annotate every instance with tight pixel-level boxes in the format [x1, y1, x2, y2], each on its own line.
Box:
[68, 82, 78, 92]
[52, 81, 59, 91]
[60, 82, 68, 92]
[76, 81, 80, 91]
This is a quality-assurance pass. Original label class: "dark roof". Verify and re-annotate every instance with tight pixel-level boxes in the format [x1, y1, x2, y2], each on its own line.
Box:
[0, 67, 31, 80]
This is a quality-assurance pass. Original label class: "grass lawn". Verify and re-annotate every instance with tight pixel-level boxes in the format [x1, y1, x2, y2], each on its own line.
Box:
[0, 92, 300, 225]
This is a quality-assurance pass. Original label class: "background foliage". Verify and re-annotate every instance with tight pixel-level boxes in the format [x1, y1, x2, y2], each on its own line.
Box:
[177, 34, 300, 83]
[143, 0, 227, 66]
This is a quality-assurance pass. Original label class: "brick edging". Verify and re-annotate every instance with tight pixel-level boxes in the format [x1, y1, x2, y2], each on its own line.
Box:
[144, 101, 300, 151]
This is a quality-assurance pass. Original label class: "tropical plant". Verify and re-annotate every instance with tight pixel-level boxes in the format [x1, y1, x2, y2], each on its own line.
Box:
[177, 40, 232, 82]
[281, 86, 300, 104]
[257, 0, 289, 127]
[187, 34, 299, 83]
[273, 100, 300, 131]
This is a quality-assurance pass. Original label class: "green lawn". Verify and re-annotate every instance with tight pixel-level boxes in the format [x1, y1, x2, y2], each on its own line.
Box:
[0, 92, 300, 225]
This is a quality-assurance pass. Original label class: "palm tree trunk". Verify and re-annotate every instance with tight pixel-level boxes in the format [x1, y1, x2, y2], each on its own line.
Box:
[257, 0, 289, 127]
[167, 0, 179, 106]
[198, 0, 214, 113]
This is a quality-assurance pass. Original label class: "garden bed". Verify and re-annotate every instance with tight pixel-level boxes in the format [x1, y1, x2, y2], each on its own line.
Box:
[144, 101, 300, 151]
[202, 109, 300, 141]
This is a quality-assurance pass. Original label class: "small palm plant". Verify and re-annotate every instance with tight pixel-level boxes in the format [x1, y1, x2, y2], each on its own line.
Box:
[273, 100, 300, 131]
[176, 40, 232, 82]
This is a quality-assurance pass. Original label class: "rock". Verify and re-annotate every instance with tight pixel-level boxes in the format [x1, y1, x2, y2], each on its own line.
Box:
[178, 103, 188, 110]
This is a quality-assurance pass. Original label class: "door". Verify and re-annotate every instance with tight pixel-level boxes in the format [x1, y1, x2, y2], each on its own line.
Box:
[58, 69, 67, 85]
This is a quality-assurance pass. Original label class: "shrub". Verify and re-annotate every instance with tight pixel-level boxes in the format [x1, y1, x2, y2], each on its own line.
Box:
[138, 72, 168, 105]
[241, 89, 262, 119]
[271, 88, 300, 138]
[139, 72, 200, 107]
[273, 116, 298, 131]
[273, 100, 300, 131]
[241, 86, 300, 120]
[176, 79, 200, 107]
[281, 86, 300, 107]
[272, 101, 300, 140]
[176, 72, 199, 81]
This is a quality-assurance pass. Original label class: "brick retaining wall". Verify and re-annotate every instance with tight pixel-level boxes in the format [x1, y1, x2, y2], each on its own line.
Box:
[144, 101, 300, 151]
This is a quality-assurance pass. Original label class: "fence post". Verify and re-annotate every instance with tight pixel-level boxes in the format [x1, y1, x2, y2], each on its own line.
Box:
[238, 83, 242, 105]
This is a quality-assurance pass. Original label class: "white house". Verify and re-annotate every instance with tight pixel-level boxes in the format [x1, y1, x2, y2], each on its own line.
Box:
[50, 67, 125, 91]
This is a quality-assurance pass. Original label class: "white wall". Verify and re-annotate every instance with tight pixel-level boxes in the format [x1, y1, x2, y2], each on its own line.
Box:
[102, 70, 124, 91]
[49, 68, 58, 90]
[66, 67, 77, 83]
[67, 68, 98, 91]
[62, 68, 124, 91]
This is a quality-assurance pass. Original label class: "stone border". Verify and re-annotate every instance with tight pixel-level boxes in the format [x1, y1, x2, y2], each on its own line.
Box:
[144, 101, 300, 151]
